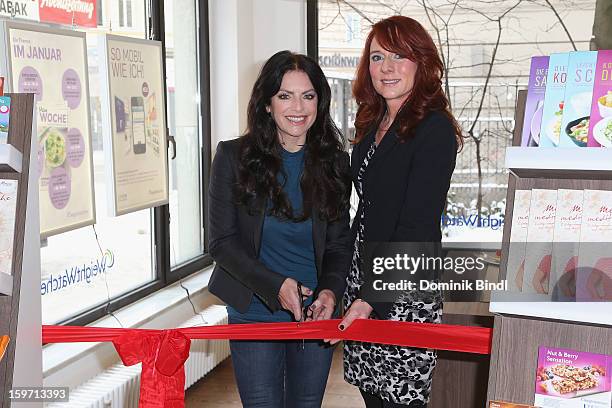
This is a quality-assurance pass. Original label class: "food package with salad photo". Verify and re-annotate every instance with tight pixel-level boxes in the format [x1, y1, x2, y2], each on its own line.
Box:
[539, 52, 569, 147]
[587, 50, 612, 147]
[558, 51, 597, 147]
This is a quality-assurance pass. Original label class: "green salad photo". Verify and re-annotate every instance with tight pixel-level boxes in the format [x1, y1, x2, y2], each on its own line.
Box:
[604, 120, 612, 143]
[567, 118, 589, 144]
[44, 128, 67, 168]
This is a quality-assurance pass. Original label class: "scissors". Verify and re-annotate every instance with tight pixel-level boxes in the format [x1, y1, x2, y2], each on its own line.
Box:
[296, 281, 313, 350]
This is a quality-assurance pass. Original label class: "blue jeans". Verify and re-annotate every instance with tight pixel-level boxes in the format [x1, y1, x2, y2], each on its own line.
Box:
[229, 316, 334, 408]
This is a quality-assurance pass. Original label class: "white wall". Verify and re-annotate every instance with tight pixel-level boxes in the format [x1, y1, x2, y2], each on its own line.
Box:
[209, 0, 307, 152]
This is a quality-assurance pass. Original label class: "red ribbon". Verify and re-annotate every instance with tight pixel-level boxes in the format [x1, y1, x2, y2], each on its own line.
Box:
[43, 320, 491, 407]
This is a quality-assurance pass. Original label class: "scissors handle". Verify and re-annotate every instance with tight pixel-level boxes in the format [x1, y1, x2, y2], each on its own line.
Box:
[296, 281, 305, 350]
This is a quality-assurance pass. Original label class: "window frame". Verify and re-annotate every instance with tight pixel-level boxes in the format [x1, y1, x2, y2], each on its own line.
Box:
[307, 0, 318, 60]
[60, 0, 212, 326]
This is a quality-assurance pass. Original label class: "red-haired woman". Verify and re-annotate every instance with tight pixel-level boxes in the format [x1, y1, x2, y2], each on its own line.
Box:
[327, 16, 463, 407]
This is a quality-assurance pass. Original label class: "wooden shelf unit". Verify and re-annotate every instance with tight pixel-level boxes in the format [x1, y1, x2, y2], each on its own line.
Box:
[486, 90, 612, 405]
[0, 93, 41, 407]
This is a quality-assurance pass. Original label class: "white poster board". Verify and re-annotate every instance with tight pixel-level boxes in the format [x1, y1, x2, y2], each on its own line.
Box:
[1, 21, 96, 238]
[100, 34, 169, 216]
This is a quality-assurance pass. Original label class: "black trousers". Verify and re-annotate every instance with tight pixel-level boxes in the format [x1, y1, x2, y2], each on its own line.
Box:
[360, 389, 427, 408]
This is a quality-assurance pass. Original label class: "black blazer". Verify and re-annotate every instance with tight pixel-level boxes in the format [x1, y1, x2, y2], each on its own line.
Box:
[208, 138, 352, 314]
[351, 110, 457, 318]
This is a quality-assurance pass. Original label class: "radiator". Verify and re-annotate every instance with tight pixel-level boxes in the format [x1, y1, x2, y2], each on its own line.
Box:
[47, 305, 230, 407]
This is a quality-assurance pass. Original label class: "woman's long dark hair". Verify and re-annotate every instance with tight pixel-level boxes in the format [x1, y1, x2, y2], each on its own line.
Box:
[237, 50, 350, 222]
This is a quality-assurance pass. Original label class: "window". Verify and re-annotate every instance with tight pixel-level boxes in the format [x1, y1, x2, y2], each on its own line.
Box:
[97, 0, 103, 26]
[36, 0, 211, 325]
[345, 14, 360, 44]
[118, 0, 133, 28]
[41, 1, 152, 325]
[126, 0, 133, 28]
[164, 0, 206, 269]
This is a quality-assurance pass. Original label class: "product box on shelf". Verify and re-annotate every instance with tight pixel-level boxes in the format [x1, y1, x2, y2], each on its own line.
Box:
[506, 190, 532, 292]
[576, 189, 612, 301]
[559, 51, 598, 147]
[540, 52, 569, 147]
[550, 189, 583, 301]
[521, 56, 549, 147]
[587, 49, 612, 147]
[0, 179, 17, 276]
[490, 402, 539, 408]
[0, 96, 10, 144]
[0, 335, 8, 363]
[535, 346, 611, 407]
[523, 189, 557, 296]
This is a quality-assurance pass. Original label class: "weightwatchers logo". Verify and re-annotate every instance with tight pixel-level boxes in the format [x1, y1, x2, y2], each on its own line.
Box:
[441, 214, 504, 230]
[41, 250, 115, 295]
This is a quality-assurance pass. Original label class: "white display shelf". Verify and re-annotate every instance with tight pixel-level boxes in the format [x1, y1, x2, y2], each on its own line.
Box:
[0, 144, 23, 173]
[442, 241, 501, 251]
[505, 147, 612, 178]
[0, 271, 12, 296]
[489, 298, 612, 326]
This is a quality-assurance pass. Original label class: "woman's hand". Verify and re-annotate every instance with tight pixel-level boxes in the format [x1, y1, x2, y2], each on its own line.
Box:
[278, 278, 312, 321]
[325, 299, 373, 345]
[306, 289, 336, 321]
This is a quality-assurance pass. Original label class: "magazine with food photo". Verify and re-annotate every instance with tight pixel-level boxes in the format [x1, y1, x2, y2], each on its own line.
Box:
[587, 50, 612, 147]
[539, 53, 569, 147]
[521, 56, 549, 147]
[559, 51, 597, 147]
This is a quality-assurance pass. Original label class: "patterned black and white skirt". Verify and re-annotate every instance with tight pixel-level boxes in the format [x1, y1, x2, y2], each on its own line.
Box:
[342, 228, 443, 405]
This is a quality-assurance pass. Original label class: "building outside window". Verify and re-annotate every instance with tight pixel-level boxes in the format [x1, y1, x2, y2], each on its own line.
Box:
[118, 0, 133, 28]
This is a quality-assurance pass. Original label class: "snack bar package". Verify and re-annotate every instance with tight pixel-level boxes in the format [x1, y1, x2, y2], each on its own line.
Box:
[535, 346, 611, 407]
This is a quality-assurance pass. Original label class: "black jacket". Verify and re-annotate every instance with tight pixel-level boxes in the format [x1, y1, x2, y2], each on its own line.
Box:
[208, 138, 352, 314]
[352, 111, 457, 318]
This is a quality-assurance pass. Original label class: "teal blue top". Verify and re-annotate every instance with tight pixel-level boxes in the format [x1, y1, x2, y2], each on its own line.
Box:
[227, 147, 317, 322]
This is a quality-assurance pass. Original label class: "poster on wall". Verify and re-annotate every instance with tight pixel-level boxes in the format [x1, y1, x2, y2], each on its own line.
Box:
[1, 22, 96, 237]
[100, 34, 168, 216]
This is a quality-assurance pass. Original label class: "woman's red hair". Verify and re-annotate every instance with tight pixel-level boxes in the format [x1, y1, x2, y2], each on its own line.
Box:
[352, 15, 463, 149]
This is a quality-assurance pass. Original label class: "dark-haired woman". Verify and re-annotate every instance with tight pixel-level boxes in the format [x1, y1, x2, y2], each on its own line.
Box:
[328, 16, 463, 408]
[208, 50, 352, 407]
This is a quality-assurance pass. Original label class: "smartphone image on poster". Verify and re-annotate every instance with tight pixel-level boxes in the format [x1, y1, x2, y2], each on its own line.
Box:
[131, 97, 146, 154]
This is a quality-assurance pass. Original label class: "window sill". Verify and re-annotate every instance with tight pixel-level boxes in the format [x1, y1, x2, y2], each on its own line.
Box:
[43, 264, 215, 382]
